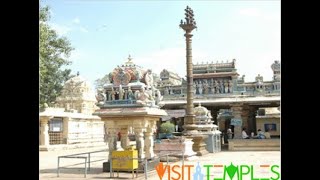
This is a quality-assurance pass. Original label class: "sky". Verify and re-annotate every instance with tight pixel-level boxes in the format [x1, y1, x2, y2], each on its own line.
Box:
[41, 0, 280, 89]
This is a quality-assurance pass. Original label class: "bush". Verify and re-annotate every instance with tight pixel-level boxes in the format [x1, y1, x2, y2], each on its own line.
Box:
[160, 121, 175, 134]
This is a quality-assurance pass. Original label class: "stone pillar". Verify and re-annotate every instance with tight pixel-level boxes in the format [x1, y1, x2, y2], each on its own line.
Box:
[40, 117, 50, 146]
[232, 77, 237, 93]
[107, 127, 117, 160]
[241, 105, 250, 131]
[145, 126, 155, 159]
[211, 109, 219, 124]
[192, 135, 209, 156]
[120, 126, 130, 150]
[231, 103, 243, 139]
[219, 117, 226, 132]
[248, 106, 259, 133]
[62, 117, 69, 144]
[134, 128, 145, 160]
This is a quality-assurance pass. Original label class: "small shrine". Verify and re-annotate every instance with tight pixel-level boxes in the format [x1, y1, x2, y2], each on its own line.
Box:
[93, 55, 167, 161]
[39, 74, 105, 151]
[184, 103, 221, 155]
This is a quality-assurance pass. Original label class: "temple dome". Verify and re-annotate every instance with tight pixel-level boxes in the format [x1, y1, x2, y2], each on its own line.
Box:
[56, 74, 97, 114]
[65, 75, 88, 88]
[194, 103, 209, 116]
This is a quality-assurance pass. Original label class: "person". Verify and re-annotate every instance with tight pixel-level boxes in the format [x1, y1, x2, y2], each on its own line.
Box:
[264, 129, 271, 139]
[227, 126, 233, 139]
[257, 129, 266, 139]
[242, 127, 250, 139]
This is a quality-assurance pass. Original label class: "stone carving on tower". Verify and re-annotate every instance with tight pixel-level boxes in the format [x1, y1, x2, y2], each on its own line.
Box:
[255, 74, 264, 90]
[271, 60, 281, 81]
[93, 55, 167, 161]
[96, 55, 164, 108]
[112, 67, 131, 86]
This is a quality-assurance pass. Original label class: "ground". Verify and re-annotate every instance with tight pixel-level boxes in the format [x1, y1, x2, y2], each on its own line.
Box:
[40, 146, 280, 180]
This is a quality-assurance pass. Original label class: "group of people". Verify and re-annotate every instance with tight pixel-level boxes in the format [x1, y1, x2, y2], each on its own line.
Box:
[226, 126, 271, 139]
[242, 127, 271, 139]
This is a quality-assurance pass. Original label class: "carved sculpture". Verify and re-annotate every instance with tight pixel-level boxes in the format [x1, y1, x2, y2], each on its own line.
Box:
[145, 69, 154, 89]
[136, 87, 155, 106]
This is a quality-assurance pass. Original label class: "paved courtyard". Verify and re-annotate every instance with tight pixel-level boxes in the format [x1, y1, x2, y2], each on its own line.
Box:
[40, 146, 280, 180]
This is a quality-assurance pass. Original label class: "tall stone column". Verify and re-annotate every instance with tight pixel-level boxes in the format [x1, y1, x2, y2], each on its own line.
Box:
[107, 127, 117, 160]
[231, 103, 243, 139]
[40, 118, 50, 146]
[183, 28, 196, 129]
[241, 105, 251, 132]
[248, 106, 259, 133]
[62, 117, 69, 144]
[145, 126, 155, 159]
[180, 6, 197, 134]
[120, 126, 130, 150]
[134, 128, 145, 160]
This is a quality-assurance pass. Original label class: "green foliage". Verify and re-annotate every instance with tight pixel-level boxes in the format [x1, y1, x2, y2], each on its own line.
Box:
[39, 5, 74, 108]
[160, 121, 175, 134]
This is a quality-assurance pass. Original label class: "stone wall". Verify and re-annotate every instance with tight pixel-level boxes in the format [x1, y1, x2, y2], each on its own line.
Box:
[67, 120, 105, 144]
[228, 139, 280, 151]
[256, 117, 280, 136]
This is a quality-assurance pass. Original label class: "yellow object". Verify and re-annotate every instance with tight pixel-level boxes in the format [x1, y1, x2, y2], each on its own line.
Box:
[126, 145, 136, 151]
[111, 150, 138, 170]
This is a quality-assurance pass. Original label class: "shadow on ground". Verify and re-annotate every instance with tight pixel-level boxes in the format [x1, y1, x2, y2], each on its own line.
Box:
[41, 167, 104, 175]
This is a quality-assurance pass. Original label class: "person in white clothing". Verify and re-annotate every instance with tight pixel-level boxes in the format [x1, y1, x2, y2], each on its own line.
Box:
[242, 127, 250, 139]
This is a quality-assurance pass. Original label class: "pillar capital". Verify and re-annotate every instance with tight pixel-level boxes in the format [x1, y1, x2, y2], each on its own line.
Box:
[40, 116, 52, 123]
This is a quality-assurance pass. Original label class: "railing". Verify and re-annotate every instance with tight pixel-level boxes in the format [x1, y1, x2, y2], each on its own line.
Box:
[57, 149, 107, 178]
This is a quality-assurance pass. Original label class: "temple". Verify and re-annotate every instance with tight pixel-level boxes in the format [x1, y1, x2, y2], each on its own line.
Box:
[39, 74, 105, 151]
[156, 60, 280, 139]
[93, 55, 167, 160]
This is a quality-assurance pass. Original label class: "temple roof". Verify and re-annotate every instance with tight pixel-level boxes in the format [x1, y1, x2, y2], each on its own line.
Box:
[193, 59, 236, 72]
[57, 74, 96, 102]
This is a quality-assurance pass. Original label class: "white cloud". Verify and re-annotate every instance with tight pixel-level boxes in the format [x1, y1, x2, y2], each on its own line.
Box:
[236, 51, 280, 82]
[79, 27, 89, 33]
[263, 13, 279, 22]
[69, 49, 83, 63]
[72, 17, 80, 24]
[239, 8, 261, 17]
[49, 23, 72, 35]
[96, 24, 108, 31]
[133, 47, 209, 79]
[239, 7, 280, 22]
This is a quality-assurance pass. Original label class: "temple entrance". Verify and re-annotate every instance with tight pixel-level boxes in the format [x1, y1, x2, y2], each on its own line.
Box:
[224, 119, 234, 143]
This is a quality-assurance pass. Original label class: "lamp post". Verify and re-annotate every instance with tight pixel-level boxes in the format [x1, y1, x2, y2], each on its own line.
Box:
[180, 6, 197, 129]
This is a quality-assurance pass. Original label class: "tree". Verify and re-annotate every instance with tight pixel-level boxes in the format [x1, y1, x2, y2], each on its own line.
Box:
[40, 5, 74, 108]
[94, 73, 111, 90]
